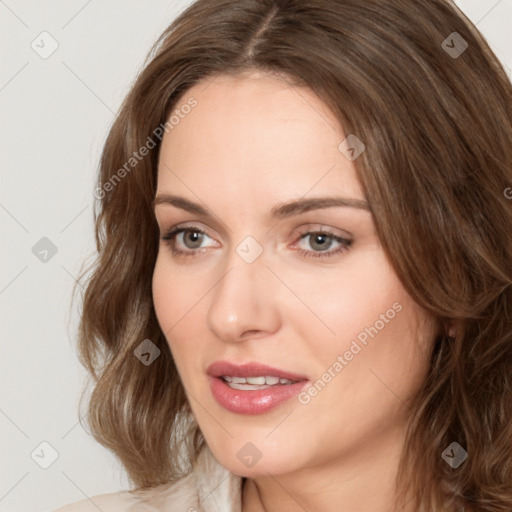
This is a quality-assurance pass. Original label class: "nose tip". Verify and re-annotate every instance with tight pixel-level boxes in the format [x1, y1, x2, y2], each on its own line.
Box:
[205, 262, 281, 344]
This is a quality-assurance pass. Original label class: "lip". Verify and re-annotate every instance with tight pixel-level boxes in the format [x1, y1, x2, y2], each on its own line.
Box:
[207, 361, 309, 415]
[207, 361, 309, 381]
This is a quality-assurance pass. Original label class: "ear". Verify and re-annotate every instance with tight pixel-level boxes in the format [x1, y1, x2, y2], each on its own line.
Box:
[447, 322, 456, 339]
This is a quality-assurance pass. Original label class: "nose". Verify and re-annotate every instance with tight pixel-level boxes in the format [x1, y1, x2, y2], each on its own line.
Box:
[206, 250, 281, 343]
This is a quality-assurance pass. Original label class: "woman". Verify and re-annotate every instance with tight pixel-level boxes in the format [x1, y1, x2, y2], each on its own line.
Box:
[54, 0, 512, 511]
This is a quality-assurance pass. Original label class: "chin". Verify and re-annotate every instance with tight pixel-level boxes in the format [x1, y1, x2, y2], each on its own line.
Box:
[206, 435, 306, 478]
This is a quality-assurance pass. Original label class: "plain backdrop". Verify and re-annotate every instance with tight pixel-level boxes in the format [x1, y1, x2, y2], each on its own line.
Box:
[0, 1, 511, 511]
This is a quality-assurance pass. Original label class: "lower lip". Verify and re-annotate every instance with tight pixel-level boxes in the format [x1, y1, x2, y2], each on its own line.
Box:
[209, 376, 309, 415]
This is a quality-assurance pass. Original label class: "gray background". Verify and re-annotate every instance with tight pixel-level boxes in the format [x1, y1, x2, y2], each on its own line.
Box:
[0, 1, 510, 511]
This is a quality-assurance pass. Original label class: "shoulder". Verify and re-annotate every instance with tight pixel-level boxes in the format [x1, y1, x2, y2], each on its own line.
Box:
[50, 490, 137, 512]
[50, 471, 206, 512]
[51, 445, 242, 512]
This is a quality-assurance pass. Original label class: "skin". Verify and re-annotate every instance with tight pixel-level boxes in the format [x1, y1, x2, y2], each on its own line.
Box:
[152, 69, 438, 512]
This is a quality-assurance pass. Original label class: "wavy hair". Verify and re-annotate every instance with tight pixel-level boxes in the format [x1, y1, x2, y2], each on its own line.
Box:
[72, 1, 512, 510]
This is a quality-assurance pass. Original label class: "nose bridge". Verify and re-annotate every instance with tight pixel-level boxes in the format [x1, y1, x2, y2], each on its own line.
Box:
[206, 240, 280, 341]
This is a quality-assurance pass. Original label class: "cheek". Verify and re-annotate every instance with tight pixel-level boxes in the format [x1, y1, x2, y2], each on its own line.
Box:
[152, 256, 175, 332]
[282, 248, 405, 346]
[152, 253, 212, 374]
[152, 253, 203, 331]
[288, 250, 433, 396]
[152, 255, 193, 364]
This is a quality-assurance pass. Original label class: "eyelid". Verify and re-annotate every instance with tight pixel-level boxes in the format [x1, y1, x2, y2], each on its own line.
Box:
[161, 222, 352, 243]
[161, 222, 219, 244]
[291, 223, 353, 241]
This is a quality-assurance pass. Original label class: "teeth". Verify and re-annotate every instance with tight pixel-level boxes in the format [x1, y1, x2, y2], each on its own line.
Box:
[246, 376, 265, 385]
[221, 375, 296, 386]
[228, 382, 273, 390]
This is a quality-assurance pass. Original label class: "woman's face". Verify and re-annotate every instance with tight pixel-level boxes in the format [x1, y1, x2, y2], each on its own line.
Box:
[152, 70, 437, 477]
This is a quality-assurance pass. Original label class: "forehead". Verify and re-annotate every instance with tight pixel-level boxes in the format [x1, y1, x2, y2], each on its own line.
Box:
[157, 72, 365, 203]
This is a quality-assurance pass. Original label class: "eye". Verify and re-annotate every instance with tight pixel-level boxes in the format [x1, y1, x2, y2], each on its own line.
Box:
[160, 225, 217, 258]
[294, 229, 352, 259]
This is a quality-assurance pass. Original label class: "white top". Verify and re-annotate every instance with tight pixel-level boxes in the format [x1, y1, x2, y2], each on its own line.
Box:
[52, 444, 242, 512]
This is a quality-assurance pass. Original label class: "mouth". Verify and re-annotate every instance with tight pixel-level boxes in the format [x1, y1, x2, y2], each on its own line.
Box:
[206, 361, 309, 415]
[219, 375, 302, 389]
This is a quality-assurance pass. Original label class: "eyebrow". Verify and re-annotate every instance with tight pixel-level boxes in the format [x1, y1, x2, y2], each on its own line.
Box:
[153, 194, 371, 220]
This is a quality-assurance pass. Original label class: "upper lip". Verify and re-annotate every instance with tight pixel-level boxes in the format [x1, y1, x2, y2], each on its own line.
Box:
[207, 361, 309, 381]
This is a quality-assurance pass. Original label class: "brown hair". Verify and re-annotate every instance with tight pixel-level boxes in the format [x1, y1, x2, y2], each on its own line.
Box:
[73, 1, 512, 510]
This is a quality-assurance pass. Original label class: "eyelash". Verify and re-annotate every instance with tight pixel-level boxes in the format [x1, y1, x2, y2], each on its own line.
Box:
[160, 225, 352, 260]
